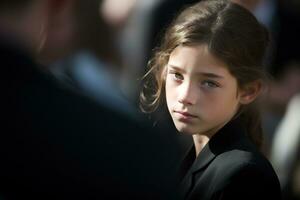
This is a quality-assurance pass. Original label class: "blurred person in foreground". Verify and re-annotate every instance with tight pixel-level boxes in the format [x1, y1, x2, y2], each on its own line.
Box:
[0, 0, 179, 199]
[47, 0, 138, 118]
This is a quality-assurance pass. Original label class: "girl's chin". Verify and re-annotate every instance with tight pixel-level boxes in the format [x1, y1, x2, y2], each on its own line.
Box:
[175, 125, 198, 135]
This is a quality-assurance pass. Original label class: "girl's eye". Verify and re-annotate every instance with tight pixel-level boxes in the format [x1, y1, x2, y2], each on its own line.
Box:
[174, 72, 183, 80]
[169, 70, 183, 81]
[201, 80, 219, 89]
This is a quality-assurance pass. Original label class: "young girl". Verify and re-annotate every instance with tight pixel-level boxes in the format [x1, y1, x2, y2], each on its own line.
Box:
[140, 0, 282, 199]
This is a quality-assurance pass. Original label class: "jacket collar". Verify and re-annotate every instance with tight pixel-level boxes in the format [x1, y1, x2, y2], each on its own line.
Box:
[191, 117, 250, 173]
[179, 116, 254, 199]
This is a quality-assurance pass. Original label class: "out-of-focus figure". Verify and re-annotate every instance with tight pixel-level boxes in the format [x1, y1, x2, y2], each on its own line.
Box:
[46, 0, 138, 117]
[271, 94, 300, 200]
[0, 0, 179, 199]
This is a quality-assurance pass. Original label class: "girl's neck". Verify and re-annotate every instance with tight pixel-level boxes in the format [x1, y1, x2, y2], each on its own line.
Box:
[192, 120, 231, 157]
[192, 134, 210, 157]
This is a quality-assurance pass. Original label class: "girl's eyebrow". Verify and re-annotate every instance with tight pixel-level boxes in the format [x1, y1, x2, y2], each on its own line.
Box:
[167, 64, 224, 79]
[167, 64, 185, 72]
[196, 72, 224, 79]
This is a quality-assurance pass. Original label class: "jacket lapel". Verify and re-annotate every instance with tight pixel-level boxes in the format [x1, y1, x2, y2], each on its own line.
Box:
[179, 141, 217, 199]
[179, 117, 251, 199]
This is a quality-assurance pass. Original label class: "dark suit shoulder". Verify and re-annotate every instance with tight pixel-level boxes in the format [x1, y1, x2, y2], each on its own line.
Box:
[188, 150, 281, 200]
[211, 150, 282, 199]
[214, 147, 278, 179]
[216, 148, 270, 168]
[217, 155, 282, 200]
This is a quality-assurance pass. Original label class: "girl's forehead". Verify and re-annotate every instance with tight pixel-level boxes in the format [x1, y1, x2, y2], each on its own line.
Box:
[169, 45, 219, 64]
[168, 45, 231, 76]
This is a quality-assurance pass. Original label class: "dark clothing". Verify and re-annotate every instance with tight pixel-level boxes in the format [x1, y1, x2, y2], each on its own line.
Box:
[179, 118, 282, 200]
[0, 38, 178, 199]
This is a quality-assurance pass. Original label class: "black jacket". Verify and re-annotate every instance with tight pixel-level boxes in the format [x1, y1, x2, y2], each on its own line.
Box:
[179, 117, 282, 200]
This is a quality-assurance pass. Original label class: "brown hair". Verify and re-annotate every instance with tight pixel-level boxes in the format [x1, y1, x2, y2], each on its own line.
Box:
[140, 0, 270, 149]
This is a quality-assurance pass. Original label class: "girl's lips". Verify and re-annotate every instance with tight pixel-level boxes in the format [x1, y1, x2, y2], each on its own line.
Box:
[174, 111, 197, 118]
[174, 111, 197, 123]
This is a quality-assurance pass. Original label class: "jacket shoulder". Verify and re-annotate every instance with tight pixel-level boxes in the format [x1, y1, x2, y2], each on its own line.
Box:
[215, 149, 276, 176]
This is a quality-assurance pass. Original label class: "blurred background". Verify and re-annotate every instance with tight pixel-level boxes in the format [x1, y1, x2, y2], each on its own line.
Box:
[4, 0, 300, 199]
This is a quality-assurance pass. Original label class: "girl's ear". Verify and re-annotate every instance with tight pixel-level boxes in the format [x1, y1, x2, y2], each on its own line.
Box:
[239, 80, 262, 105]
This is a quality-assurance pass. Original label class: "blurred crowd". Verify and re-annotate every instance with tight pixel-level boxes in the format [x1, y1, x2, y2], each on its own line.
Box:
[1, 0, 300, 199]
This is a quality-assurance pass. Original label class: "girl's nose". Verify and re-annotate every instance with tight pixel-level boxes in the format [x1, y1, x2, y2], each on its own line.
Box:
[178, 82, 197, 105]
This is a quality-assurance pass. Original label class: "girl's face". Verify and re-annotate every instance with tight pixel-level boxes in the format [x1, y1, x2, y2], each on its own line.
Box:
[165, 45, 242, 136]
